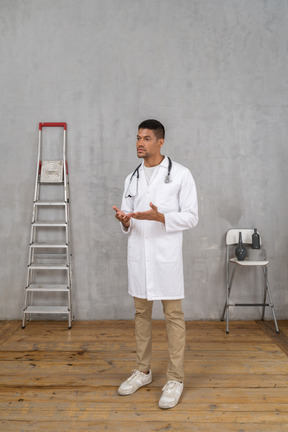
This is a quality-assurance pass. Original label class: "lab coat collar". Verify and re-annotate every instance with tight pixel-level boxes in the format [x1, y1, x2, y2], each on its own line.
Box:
[138, 155, 169, 170]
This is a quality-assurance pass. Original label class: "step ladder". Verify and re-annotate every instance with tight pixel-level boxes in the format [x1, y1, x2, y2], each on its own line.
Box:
[22, 122, 73, 329]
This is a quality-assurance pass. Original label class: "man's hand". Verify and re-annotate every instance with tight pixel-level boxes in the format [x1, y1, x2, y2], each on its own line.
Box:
[112, 206, 132, 228]
[130, 202, 165, 224]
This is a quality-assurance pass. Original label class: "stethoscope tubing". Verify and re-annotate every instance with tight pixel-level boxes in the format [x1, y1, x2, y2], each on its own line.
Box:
[125, 157, 172, 198]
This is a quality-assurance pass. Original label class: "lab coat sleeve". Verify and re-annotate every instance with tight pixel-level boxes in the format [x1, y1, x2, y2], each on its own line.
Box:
[164, 168, 198, 232]
[119, 176, 134, 234]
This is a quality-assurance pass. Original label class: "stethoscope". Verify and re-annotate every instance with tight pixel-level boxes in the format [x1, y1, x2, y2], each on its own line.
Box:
[125, 157, 172, 198]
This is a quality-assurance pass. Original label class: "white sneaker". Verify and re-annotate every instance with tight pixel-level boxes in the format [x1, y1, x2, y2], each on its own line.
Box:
[158, 380, 183, 409]
[118, 370, 152, 395]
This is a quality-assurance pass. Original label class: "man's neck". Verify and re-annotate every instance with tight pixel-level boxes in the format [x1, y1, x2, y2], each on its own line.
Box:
[144, 155, 164, 168]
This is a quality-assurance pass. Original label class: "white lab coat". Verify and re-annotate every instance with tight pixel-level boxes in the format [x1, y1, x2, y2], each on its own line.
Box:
[120, 156, 198, 300]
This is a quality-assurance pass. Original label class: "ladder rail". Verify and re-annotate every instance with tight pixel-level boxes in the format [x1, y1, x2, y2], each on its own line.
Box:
[63, 129, 68, 203]
[33, 129, 42, 203]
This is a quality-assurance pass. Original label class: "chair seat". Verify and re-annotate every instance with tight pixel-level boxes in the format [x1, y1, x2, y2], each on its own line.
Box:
[230, 257, 269, 266]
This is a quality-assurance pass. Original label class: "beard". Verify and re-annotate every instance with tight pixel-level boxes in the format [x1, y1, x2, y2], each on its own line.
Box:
[137, 149, 149, 158]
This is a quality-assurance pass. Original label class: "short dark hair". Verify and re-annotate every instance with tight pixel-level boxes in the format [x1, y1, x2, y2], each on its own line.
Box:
[138, 119, 165, 140]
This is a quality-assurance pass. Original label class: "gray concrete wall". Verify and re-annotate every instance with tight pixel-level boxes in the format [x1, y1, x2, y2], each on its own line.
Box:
[1, 0, 288, 321]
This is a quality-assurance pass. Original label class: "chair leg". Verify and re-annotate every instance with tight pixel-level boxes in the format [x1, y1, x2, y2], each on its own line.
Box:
[226, 305, 229, 334]
[262, 267, 280, 334]
[221, 267, 236, 334]
[261, 285, 267, 321]
[221, 291, 230, 334]
[221, 301, 227, 321]
[221, 304, 230, 334]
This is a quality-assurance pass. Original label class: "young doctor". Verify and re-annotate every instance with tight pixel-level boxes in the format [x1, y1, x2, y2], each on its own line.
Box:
[113, 119, 198, 409]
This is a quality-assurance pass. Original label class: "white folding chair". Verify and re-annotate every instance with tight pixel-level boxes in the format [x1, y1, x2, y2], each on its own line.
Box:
[221, 229, 279, 334]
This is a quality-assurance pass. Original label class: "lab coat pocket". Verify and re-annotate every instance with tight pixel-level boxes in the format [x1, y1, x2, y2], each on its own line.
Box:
[156, 183, 179, 213]
[155, 232, 181, 263]
[127, 236, 140, 262]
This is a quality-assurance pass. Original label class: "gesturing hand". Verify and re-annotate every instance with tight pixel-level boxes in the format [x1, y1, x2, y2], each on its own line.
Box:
[130, 202, 165, 224]
[112, 206, 132, 228]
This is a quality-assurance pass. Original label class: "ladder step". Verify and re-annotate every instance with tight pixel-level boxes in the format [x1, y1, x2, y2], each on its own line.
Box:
[34, 201, 66, 206]
[28, 263, 69, 270]
[32, 222, 67, 227]
[39, 182, 64, 185]
[32, 253, 68, 260]
[23, 306, 70, 314]
[30, 242, 68, 248]
[26, 284, 69, 292]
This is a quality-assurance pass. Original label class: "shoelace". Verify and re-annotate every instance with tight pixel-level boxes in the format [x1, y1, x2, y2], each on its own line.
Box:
[162, 380, 178, 392]
[127, 369, 141, 382]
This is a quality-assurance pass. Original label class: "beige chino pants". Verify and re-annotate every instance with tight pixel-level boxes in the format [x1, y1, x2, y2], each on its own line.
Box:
[134, 297, 186, 382]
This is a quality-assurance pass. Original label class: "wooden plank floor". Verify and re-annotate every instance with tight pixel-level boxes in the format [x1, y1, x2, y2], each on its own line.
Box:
[0, 320, 288, 432]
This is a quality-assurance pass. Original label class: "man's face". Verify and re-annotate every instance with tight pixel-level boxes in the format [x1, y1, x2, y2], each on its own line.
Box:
[136, 128, 164, 159]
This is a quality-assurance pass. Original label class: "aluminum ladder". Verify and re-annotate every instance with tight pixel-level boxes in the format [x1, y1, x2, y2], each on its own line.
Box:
[22, 122, 73, 328]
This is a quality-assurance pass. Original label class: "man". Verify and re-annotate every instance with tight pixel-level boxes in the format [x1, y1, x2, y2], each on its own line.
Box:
[113, 119, 198, 409]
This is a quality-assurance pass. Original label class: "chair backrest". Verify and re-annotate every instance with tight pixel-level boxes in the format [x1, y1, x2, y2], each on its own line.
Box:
[226, 229, 262, 246]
